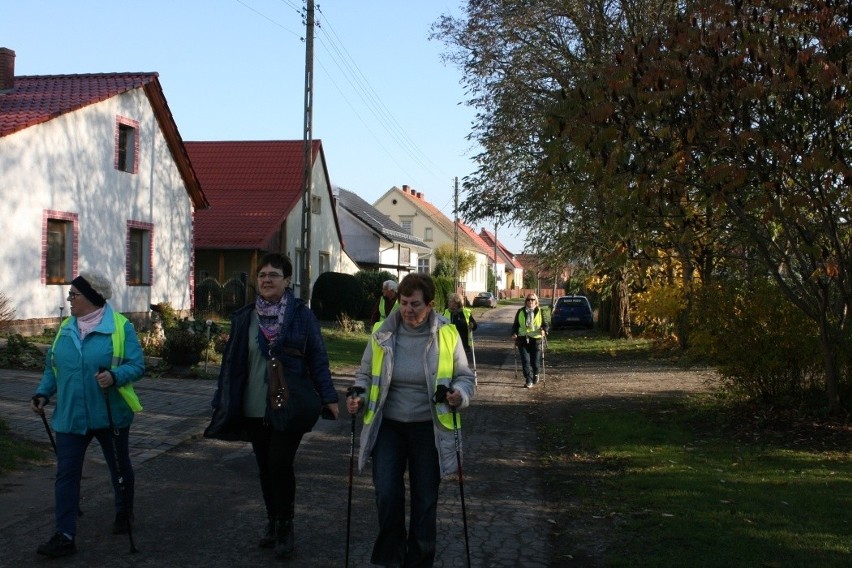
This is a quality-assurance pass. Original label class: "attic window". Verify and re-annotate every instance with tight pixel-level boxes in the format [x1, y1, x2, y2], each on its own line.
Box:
[424, 227, 433, 242]
[400, 217, 413, 235]
[311, 195, 322, 214]
[115, 117, 139, 173]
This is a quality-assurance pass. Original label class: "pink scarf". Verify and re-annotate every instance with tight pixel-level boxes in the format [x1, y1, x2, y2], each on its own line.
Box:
[77, 306, 106, 339]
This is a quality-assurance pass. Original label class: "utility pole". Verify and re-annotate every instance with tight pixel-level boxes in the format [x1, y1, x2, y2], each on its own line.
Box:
[453, 177, 459, 291]
[493, 221, 499, 299]
[300, 0, 315, 303]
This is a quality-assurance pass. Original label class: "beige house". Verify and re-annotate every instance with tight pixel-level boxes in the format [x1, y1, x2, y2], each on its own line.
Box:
[373, 185, 492, 298]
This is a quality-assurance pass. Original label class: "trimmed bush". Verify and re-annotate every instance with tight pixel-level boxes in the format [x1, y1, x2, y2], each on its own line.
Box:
[355, 270, 396, 319]
[312, 272, 365, 321]
[433, 276, 454, 314]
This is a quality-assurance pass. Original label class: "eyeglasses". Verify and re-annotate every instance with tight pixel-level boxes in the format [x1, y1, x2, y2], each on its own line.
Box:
[525, 297, 537, 302]
[257, 272, 284, 280]
[67, 291, 82, 300]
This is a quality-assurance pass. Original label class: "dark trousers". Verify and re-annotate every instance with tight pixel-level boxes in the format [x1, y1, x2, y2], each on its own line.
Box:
[246, 418, 304, 521]
[55, 427, 133, 536]
[371, 419, 441, 567]
[517, 337, 541, 383]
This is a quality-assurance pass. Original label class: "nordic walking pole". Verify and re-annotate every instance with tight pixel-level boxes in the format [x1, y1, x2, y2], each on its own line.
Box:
[36, 401, 84, 517]
[39, 411, 57, 452]
[513, 338, 519, 381]
[469, 331, 477, 383]
[345, 386, 365, 567]
[100, 368, 139, 554]
[540, 334, 547, 386]
[451, 406, 472, 568]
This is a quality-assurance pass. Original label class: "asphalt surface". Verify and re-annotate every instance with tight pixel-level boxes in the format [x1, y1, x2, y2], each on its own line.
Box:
[0, 305, 551, 567]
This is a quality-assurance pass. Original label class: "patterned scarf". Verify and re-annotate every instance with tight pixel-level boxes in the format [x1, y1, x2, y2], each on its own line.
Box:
[256, 295, 287, 354]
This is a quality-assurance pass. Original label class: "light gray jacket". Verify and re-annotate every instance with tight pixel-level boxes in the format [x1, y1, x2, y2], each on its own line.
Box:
[353, 310, 475, 477]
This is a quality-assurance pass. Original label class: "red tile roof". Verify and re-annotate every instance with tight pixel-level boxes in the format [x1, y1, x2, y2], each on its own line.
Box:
[479, 228, 523, 268]
[0, 71, 207, 208]
[456, 220, 495, 260]
[186, 140, 327, 249]
[0, 72, 158, 137]
[394, 186, 488, 253]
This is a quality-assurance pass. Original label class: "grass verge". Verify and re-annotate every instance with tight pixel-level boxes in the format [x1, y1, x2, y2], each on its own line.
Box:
[0, 417, 47, 475]
[539, 397, 851, 566]
[322, 327, 368, 374]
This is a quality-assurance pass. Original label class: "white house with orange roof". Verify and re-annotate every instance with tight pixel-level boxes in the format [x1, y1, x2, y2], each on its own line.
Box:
[373, 185, 492, 299]
[0, 47, 207, 332]
[479, 228, 524, 295]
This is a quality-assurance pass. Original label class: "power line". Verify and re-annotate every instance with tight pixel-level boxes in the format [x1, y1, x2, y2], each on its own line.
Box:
[234, 0, 302, 38]
[315, 6, 448, 178]
[232, 0, 453, 192]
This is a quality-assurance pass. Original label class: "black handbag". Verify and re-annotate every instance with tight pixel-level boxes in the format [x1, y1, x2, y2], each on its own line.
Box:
[266, 346, 322, 433]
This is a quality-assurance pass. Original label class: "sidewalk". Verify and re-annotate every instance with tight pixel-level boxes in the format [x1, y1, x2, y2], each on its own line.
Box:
[0, 306, 552, 567]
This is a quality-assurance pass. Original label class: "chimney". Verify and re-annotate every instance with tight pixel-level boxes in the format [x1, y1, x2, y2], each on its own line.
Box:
[402, 185, 410, 194]
[0, 48, 15, 91]
[416, 192, 423, 199]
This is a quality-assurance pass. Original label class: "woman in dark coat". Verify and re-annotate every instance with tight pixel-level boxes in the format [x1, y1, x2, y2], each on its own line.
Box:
[204, 253, 339, 559]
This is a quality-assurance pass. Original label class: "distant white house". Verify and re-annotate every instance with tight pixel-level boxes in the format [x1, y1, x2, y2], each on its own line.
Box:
[373, 185, 493, 299]
[479, 228, 524, 294]
[336, 186, 430, 280]
[0, 47, 208, 332]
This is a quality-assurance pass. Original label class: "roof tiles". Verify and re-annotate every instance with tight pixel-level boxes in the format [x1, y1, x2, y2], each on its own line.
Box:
[186, 140, 321, 249]
[0, 73, 158, 137]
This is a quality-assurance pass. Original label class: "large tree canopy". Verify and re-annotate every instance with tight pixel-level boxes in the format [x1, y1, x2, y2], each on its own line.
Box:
[560, 0, 851, 409]
[435, 0, 851, 410]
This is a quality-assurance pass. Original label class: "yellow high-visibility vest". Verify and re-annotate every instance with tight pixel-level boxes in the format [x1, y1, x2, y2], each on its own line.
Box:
[516, 309, 544, 339]
[52, 311, 143, 412]
[364, 324, 459, 430]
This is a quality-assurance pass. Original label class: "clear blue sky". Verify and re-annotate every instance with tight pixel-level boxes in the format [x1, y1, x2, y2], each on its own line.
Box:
[1, 0, 527, 253]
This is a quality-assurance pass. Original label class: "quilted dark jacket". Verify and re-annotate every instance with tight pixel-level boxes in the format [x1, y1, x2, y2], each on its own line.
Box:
[203, 289, 338, 441]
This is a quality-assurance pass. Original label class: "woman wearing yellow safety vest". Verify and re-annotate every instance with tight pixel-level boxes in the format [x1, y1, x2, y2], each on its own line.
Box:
[30, 271, 145, 558]
[442, 292, 477, 359]
[511, 294, 549, 388]
[347, 273, 475, 567]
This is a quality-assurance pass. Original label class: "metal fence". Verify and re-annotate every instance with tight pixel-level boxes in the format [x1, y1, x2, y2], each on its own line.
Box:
[194, 276, 248, 318]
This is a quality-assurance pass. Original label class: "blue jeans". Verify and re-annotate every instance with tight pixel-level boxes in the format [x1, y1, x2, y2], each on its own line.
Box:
[54, 427, 133, 536]
[517, 337, 541, 383]
[371, 419, 441, 567]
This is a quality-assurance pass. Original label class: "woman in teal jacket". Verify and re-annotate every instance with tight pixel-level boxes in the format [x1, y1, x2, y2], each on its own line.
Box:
[30, 271, 145, 558]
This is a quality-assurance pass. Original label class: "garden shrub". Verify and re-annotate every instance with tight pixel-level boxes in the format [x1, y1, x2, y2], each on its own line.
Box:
[688, 279, 824, 402]
[311, 272, 365, 321]
[433, 276, 454, 314]
[355, 270, 396, 319]
[0, 334, 44, 370]
[0, 290, 15, 332]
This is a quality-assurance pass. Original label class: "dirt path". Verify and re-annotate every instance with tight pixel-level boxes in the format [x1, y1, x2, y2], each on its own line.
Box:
[471, 304, 717, 566]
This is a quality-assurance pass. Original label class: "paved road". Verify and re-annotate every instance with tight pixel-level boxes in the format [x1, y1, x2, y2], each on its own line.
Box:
[0, 304, 552, 567]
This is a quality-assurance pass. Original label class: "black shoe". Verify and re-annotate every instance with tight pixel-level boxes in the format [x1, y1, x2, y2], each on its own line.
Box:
[113, 510, 135, 535]
[37, 532, 76, 557]
[525, 381, 533, 388]
[274, 518, 295, 558]
[533, 375, 539, 384]
[259, 518, 275, 548]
